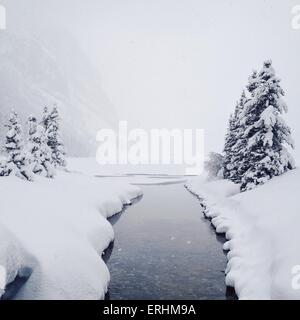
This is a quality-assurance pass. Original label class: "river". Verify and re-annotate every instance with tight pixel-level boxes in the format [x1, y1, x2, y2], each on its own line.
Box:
[104, 175, 236, 300]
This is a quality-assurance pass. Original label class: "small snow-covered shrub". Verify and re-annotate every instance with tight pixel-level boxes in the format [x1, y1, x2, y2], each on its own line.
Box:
[204, 152, 224, 180]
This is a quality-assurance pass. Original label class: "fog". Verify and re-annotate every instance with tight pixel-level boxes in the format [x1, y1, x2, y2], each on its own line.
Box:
[1, 0, 300, 158]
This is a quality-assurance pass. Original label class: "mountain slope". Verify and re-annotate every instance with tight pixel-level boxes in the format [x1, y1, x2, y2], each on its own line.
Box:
[0, 29, 116, 156]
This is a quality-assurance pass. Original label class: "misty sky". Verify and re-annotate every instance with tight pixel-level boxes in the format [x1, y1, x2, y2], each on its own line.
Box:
[2, 0, 300, 158]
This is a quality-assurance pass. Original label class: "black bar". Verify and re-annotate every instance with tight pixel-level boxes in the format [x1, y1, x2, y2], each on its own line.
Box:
[0, 300, 299, 319]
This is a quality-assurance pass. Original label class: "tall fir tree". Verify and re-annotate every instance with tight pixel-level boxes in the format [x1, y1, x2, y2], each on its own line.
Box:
[223, 113, 236, 179]
[240, 60, 295, 191]
[227, 71, 260, 183]
[3, 111, 33, 181]
[42, 106, 66, 168]
[229, 90, 249, 182]
[41, 106, 50, 129]
[27, 115, 55, 178]
[223, 90, 248, 182]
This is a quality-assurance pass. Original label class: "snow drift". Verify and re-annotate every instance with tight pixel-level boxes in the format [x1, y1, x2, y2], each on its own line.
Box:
[0, 172, 141, 300]
[187, 169, 300, 299]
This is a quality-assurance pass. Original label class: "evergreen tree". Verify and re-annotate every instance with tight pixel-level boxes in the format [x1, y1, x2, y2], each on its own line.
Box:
[240, 60, 295, 191]
[42, 106, 66, 168]
[223, 91, 248, 182]
[229, 90, 249, 182]
[223, 113, 236, 179]
[3, 111, 33, 181]
[247, 70, 260, 96]
[27, 115, 55, 178]
[41, 106, 50, 129]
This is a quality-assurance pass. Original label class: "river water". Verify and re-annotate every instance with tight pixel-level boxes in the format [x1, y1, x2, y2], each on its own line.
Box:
[104, 176, 236, 300]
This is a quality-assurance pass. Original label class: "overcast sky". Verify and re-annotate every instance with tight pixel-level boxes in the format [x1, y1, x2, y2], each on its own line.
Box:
[2, 0, 300, 158]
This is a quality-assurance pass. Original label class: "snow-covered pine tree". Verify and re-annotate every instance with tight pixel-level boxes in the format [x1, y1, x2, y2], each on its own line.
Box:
[223, 90, 248, 182]
[228, 90, 249, 183]
[226, 71, 261, 183]
[27, 115, 55, 178]
[223, 113, 236, 179]
[41, 106, 51, 129]
[3, 111, 33, 181]
[247, 70, 260, 96]
[240, 60, 295, 191]
[42, 106, 66, 168]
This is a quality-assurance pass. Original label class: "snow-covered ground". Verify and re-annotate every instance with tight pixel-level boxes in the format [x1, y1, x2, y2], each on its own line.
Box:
[186, 169, 300, 299]
[0, 170, 141, 300]
[3, 154, 299, 300]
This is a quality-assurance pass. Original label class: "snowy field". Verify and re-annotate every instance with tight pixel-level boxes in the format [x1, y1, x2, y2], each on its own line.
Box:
[0, 170, 141, 300]
[1, 153, 299, 300]
[186, 168, 300, 299]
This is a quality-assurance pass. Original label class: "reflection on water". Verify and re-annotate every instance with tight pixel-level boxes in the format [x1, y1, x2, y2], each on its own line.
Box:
[104, 177, 237, 300]
[1, 274, 31, 300]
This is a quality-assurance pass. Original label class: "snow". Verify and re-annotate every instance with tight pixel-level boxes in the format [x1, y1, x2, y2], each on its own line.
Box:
[260, 106, 277, 128]
[0, 224, 30, 297]
[0, 170, 141, 300]
[186, 169, 300, 299]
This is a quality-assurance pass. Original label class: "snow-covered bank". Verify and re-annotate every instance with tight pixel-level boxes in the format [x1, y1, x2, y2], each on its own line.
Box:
[186, 169, 300, 299]
[0, 172, 141, 300]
